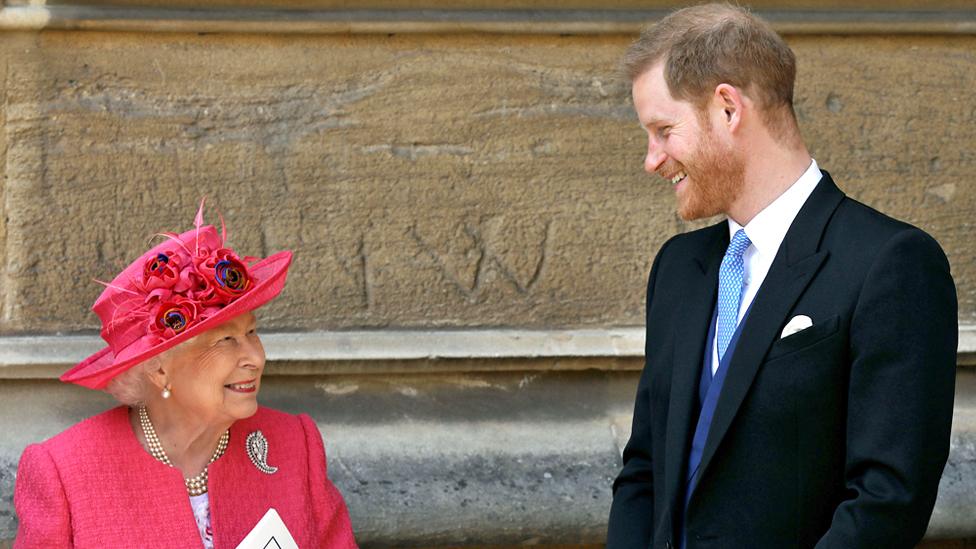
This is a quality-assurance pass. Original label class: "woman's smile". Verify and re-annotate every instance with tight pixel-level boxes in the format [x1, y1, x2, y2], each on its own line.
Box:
[224, 379, 257, 393]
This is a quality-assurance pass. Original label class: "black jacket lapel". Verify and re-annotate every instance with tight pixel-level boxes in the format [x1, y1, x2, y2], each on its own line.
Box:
[663, 222, 727, 520]
[692, 172, 846, 489]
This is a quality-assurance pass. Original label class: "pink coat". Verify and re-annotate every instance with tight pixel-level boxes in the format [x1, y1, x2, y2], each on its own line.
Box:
[13, 406, 358, 548]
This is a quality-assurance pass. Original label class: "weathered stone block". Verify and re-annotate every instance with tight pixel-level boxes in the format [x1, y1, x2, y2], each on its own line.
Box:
[1, 367, 975, 546]
[0, 32, 973, 334]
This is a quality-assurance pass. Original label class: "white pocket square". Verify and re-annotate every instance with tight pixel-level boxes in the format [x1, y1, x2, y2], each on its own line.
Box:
[781, 315, 813, 339]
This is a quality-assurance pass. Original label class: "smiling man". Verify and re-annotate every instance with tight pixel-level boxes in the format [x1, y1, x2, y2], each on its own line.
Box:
[606, 4, 957, 549]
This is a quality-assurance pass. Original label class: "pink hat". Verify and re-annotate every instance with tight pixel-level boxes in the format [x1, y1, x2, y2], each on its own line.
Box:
[61, 202, 293, 389]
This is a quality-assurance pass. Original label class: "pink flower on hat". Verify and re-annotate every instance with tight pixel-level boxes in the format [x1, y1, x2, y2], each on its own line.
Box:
[193, 248, 252, 305]
[143, 251, 181, 293]
[139, 246, 254, 339]
[150, 297, 200, 340]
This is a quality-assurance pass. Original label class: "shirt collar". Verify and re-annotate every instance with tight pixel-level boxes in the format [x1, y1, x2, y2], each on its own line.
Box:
[728, 158, 822, 257]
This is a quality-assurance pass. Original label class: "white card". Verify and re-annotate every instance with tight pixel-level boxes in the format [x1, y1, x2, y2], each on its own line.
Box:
[235, 508, 299, 549]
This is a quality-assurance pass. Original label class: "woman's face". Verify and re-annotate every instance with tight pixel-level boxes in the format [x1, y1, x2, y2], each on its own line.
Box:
[161, 312, 265, 425]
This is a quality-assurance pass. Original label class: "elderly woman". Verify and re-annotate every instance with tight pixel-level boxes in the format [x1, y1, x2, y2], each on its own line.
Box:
[13, 204, 357, 548]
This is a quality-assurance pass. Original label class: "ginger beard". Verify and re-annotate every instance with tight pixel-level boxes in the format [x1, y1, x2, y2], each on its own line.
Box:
[668, 113, 746, 221]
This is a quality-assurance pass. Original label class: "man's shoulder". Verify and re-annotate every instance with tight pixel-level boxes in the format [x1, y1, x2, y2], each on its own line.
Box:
[834, 195, 913, 236]
[830, 192, 942, 254]
[644, 222, 726, 294]
[658, 220, 727, 257]
[814, 173, 949, 278]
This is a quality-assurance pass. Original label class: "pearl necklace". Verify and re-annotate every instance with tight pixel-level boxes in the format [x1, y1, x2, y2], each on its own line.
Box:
[138, 406, 229, 496]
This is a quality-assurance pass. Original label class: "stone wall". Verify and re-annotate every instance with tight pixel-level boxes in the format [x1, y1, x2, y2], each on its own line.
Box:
[1, 31, 974, 332]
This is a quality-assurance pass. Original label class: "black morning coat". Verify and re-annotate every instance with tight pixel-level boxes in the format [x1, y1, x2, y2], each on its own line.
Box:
[607, 172, 958, 549]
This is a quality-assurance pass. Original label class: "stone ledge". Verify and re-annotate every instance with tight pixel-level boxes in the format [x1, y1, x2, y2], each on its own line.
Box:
[0, 324, 974, 378]
[0, 371, 974, 545]
[0, 328, 644, 377]
[0, 6, 974, 35]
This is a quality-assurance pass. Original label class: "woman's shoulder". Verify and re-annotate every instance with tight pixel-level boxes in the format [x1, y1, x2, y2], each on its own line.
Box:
[30, 406, 132, 458]
[19, 406, 133, 482]
[234, 406, 318, 443]
[226, 406, 324, 474]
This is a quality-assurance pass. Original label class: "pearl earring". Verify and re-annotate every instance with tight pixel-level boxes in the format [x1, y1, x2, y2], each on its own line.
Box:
[161, 385, 171, 399]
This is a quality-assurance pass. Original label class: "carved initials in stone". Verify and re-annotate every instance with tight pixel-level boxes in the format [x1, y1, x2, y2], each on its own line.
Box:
[410, 217, 552, 299]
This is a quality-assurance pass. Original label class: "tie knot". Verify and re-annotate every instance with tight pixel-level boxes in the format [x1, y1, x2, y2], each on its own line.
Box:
[726, 229, 751, 258]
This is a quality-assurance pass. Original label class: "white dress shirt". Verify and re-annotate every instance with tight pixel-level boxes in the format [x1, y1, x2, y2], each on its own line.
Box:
[710, 158, 823, 375]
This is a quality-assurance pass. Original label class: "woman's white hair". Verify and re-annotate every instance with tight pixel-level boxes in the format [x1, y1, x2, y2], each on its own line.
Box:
[105, 344, 181, 405]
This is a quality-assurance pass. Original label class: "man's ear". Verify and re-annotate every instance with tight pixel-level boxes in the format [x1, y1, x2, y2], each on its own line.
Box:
[713, 83, 745, 133]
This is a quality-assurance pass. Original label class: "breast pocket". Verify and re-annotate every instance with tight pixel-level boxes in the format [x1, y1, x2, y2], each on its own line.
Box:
[765, 314, 840, 362]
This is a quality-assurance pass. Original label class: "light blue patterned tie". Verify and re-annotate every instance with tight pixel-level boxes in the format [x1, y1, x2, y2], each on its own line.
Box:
[716, 229, 752, 363]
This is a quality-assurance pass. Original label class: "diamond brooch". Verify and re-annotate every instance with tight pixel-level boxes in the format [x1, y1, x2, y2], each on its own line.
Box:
[246, 430, 278, 474]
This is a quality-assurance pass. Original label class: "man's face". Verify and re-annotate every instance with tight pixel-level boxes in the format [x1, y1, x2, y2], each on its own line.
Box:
[632, 63, 744, 220]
